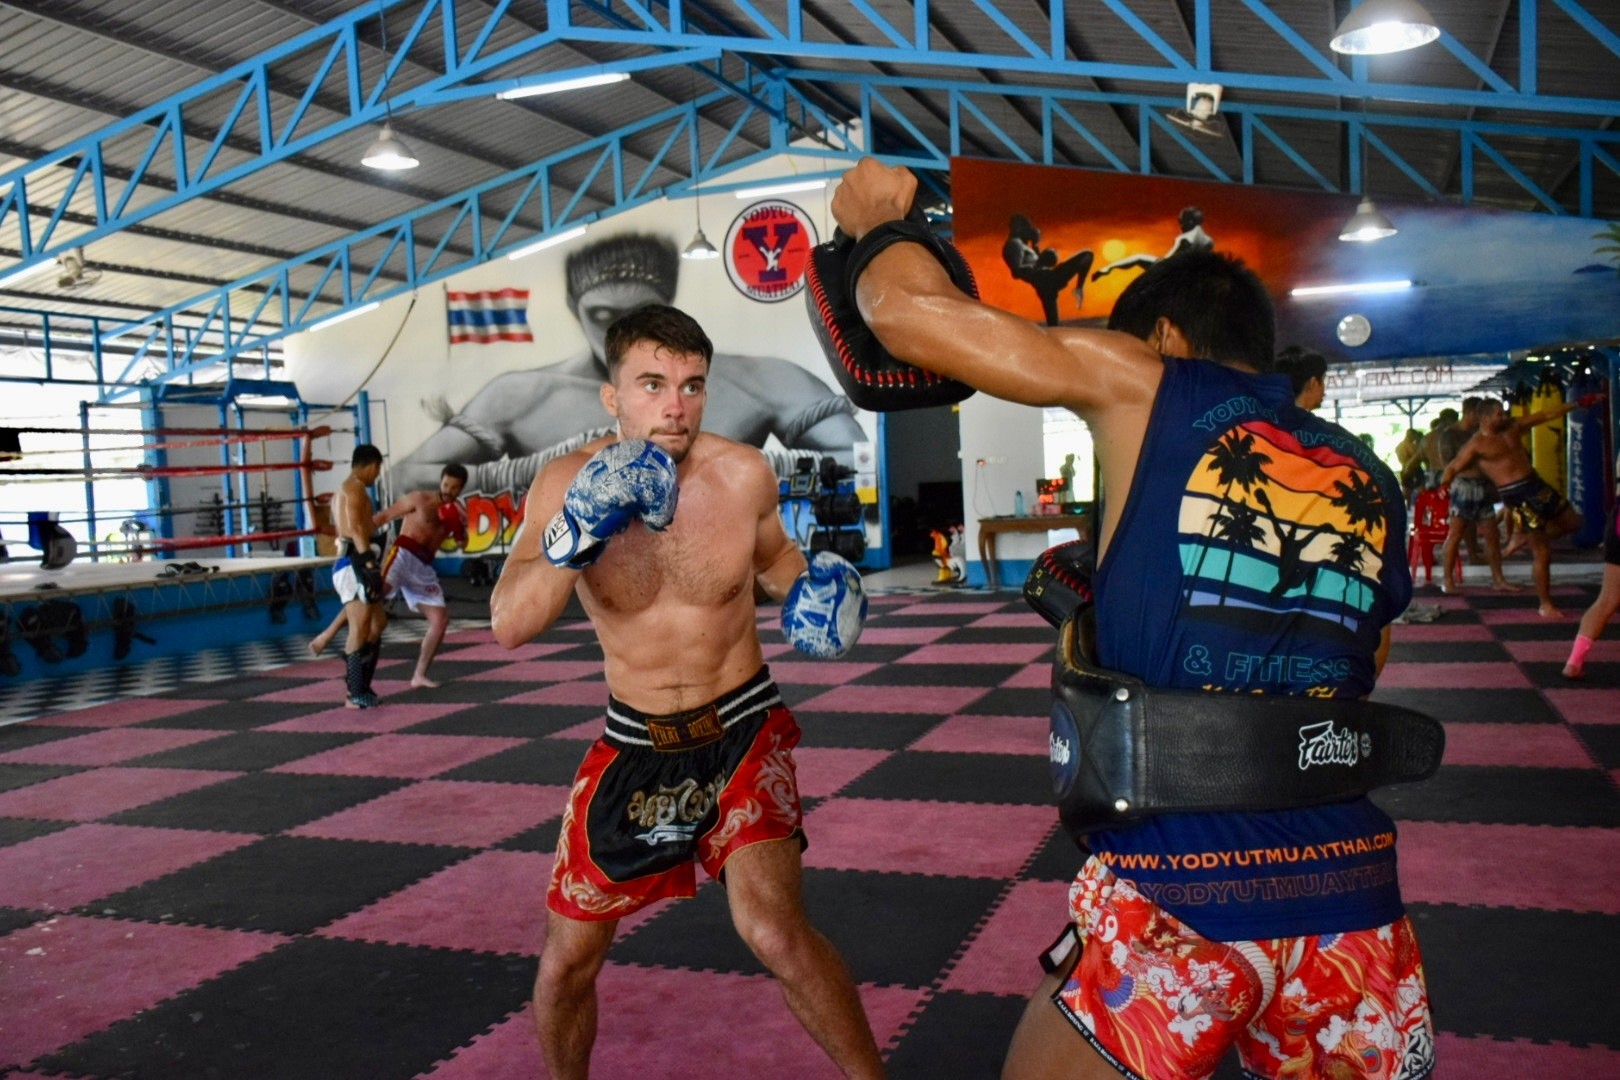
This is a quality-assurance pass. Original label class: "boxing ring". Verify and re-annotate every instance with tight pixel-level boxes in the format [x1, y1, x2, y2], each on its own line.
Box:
[0, 383, 370, 687]
[0, 555, 336, 684]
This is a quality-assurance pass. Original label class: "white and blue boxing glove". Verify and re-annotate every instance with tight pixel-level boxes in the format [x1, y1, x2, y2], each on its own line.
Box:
[543, 439, 679, 569]
[781, 551, 868, 658]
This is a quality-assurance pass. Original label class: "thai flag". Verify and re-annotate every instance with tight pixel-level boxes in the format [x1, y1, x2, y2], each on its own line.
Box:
[447, 288, 534, 345]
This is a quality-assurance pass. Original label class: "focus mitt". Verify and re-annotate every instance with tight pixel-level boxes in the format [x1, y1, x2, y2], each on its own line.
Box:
[1023, 539, 1095, 629]
[781, 552, 868, 658]
[805, 206, 978, 413]
[352, 545, 385, 604]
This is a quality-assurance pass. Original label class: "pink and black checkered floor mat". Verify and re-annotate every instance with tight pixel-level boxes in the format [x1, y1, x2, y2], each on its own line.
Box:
[1, 588, 1616, 1079]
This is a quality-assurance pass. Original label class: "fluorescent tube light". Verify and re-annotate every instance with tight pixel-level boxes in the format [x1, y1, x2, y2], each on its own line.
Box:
[497, 72, 630, 101]
[506, 226, 589, 260]
[733, 178, 829, 199]
[310, 302, 380, 332]
[1289, 280, 1413, 298]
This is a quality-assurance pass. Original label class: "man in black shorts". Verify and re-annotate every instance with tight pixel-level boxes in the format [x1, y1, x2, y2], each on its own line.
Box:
[1441, 397, 1594, 617]
[1438, 397, 1514, 592]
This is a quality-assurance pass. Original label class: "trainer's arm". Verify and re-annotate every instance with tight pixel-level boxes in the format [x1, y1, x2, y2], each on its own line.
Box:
[1374, 625, 1393, 677]
[490, 457, 586, 647]
[832, 159, 1161, 417]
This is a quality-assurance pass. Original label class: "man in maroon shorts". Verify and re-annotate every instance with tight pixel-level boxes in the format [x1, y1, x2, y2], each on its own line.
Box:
[491, 304, 881, 1080]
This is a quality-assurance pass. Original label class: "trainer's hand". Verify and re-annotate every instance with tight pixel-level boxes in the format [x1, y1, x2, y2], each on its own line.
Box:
[781, 552, 868, 658]
[352, 545, 385, 604]
[543, 439, 678, 569]
[832, 159, 919, 241]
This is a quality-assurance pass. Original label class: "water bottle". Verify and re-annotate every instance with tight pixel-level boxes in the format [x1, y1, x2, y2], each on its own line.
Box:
[1014, 490, 1025, 516]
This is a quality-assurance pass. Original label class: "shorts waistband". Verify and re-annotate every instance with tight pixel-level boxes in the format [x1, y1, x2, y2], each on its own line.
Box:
[394, 534, 433, 563]
[605, 667, 781, 750]
[1496, 474, 1538, 497]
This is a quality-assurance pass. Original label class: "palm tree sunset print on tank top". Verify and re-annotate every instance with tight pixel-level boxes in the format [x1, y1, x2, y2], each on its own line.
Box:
[1179, 422, 1388, 639]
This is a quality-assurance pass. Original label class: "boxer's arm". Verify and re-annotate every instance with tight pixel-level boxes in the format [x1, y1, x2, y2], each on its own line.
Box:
[754, 459, 809, 602]
[372, 495, 416, 528]
[490, 456, 588, 648]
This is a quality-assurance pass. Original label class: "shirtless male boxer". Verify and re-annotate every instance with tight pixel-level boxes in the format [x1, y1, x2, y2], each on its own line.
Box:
[1440, 396, 1593, 618]
[311, 463, 470, 688]
[489, 304, 882, 1080]
[331, 444, 387, 708]
[1436, 397, 1513, 593]
[830, 158, 1433, 1080]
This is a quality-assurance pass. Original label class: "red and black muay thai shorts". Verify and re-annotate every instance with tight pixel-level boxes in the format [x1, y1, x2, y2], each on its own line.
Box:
[547, 667, 806, 921]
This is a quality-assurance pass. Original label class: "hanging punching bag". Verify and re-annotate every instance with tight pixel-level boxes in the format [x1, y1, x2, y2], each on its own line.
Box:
[1566, 365, 1612, 548]
[1529, 376, 1566, 496]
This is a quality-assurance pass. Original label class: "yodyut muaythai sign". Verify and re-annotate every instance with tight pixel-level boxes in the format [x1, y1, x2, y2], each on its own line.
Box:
[1322, 362, 1494, 403]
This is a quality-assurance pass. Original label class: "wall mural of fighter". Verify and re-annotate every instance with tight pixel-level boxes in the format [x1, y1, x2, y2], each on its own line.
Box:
[392, 232, 866, 511]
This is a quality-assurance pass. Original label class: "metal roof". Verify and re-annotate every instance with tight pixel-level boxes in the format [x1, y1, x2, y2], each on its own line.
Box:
[0, 0, 1616, 392]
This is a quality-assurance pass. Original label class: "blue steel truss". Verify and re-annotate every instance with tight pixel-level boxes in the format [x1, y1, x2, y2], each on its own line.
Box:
[92, 62, 1620, 400]
[3, 0, 1616, 283]
[0, 0, 1612, 395]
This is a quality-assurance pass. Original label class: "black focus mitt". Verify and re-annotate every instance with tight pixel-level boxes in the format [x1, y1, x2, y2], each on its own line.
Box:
[805, 207, 978, 413]
[1023, 539, 1095, 629]
[352, 546, 385, 605]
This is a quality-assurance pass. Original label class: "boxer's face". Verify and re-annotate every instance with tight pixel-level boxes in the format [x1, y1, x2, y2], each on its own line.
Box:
[438, 475, 464, 503]
[574, 281, 665, 364]
[601, 339, 708, 463]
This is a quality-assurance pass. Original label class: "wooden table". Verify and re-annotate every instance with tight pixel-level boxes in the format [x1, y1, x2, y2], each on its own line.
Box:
[977, 513, 1091, 590]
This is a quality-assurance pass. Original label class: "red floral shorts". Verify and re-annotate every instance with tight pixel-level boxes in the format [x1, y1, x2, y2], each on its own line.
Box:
[1053, 857, 1435, 1080]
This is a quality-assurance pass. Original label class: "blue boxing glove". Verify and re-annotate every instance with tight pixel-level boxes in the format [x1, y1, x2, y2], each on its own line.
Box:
[781, 552, 868, 658]
[544, 439, 679, 569]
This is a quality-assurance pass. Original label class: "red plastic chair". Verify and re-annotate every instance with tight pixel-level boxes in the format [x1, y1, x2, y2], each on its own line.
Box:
[1407, 488, 1462, 586]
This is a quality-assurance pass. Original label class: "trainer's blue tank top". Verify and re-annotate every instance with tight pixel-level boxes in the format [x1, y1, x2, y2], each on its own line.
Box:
[1088, 357, 1413, 940]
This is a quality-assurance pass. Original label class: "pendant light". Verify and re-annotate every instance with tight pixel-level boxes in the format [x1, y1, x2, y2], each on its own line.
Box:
[361, 4, 419, 170]
[1330, 0, 1441, 56]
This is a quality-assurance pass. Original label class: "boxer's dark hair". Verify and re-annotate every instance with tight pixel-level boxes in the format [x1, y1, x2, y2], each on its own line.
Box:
[352, 444, 383, 468]
[603, 304, 714, 381]
[1107, 249, 1274, 370]
[1273, 345, 1328, 397]
[440, 462, 468, 484]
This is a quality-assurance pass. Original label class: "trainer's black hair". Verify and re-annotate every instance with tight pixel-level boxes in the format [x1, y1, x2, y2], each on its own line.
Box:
[1106, 249, 1275, 369]
[352, 444, 383, 469]
[603, 304, 714, 381]
[1273, 345, 1329, 397]
[440, 462, 468, 484]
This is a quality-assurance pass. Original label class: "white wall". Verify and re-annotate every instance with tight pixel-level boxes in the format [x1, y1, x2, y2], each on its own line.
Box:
[958, 393, 1051, 565]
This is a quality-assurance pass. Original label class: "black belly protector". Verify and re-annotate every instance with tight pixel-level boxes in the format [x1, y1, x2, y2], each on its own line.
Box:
[1047, 609, 1445, 844]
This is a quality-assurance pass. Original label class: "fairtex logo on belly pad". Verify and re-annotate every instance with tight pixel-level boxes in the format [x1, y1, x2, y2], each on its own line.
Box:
[1297, 721, 1371, 770]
